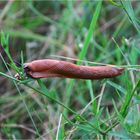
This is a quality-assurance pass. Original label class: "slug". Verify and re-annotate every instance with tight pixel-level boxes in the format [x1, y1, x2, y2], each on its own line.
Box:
[23, 59, 125, 79]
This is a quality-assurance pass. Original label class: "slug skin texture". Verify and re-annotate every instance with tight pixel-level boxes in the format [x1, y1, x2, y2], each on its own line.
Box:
[24, 59, 124, 79]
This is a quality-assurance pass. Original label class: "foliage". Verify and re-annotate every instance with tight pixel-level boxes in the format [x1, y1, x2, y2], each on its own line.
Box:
[0, 0, 140, 139]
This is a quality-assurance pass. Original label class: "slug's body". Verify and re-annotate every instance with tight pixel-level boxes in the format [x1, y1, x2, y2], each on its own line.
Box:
[24, 59, 124, 79]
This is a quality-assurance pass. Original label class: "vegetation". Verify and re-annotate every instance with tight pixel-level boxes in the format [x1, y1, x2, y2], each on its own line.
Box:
[0, 0, 140, 139]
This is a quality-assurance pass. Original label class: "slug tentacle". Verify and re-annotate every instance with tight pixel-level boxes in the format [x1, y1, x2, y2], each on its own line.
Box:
[24, 59, 124, 79]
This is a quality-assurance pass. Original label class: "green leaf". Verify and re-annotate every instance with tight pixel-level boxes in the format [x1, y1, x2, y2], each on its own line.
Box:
[78, 0, 102, 64]
[120, 0, 140, 35]
[107, 81, 126, 94]
[62, 114, 98, 133]
[109, 129, 132, 139]
[109, 0, 122, 8]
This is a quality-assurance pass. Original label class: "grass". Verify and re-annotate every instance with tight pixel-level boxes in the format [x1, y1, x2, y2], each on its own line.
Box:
[0, 0, 140, 139]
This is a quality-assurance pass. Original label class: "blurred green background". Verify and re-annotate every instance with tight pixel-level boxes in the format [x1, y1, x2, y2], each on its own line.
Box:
[0, 0, 140, 139]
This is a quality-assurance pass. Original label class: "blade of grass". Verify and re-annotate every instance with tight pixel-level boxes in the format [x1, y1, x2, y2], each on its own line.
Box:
[120, 0, 140, 35]
[120, 79, 140, 117]
[109, 0, 122, 8]
[107, 81, 126, 94]
[0, 53, 41, 138]
[56, 113, 63, 140]
[4, 29, 64, 48]
[86, 80, 97, 114]
[0, 32, 20, 73]
[28, 0, 56, 24]
[26, 81, 104, 134]
[62, 114, 100, 134]
[104, 79, 140, 134]
[64, 0, 102, 116]
[0, 0, 14, 21]
[78, 1, 102, 64]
